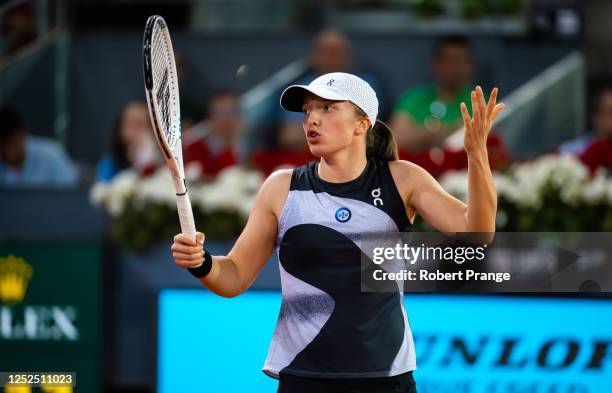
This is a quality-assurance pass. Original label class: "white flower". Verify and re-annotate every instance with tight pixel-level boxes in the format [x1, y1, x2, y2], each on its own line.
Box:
[184, 162, 202, 182]
[434, 155, 609, 212]
[492, 173, 520, 204]
[215, 166, 264, 193]
[512, 160, 547, 208]
[440, 170, 528, 207]
[107, 195, 125, 217]
[549, 155, 588, 205]
[580, 168, 611, 205]
[242, 170, 264, 194]
[238, 195, 256, 217]
[90, 182, 110, 206]
[104, 170, 139, 217]
[108, 169, 138, 194]
[134, 168, 176, 208]
[198, 183, 241, 212]
[509, 154, 590, 208]
[190, 166, 263, 218]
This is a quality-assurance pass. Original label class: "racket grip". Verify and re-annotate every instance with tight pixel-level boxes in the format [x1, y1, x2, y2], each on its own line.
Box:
[176, 192, 197, 241]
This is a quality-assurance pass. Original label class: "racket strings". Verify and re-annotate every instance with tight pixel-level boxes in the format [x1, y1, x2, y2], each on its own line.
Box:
[151, 23, 178, 149]
[153, 31, 171, 139]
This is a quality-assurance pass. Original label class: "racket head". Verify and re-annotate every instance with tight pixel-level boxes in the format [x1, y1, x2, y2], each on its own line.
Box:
[142, 15, 183, 175]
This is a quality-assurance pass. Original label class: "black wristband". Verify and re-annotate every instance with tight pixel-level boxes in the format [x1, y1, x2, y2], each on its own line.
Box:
[188, 248, 213, 278]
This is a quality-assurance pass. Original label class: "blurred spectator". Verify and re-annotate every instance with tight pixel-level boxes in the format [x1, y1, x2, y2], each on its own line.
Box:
[388, 35, 509, 177]
[0, 106, 78, 187]
[575, 88, 612, 174]
[183, 89, 242, 178]
[96, 101, 159, 181]
[262, 29, 384, 165]
[310, 28, 352, 76]
[0, 1, 37, 59]
[390, 35, 473, 153]
[286, 29, 385, 115]
[250, 117, 316, 176]
[560, 87, 609, 155]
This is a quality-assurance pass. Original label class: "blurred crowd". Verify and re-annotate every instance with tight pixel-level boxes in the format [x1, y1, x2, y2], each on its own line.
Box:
[0, 1, 38, 61]
[1, 29, 611, 188]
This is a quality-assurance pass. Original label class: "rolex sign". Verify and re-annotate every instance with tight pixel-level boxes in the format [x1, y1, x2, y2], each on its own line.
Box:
[0, 244, 102, 393]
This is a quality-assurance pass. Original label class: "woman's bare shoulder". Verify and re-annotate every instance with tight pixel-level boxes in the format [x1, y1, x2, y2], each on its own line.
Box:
[388, 159, 432, 183]
[257, 169, 293, 218]
[264, 168, 293, 190]
[388, 159, 438, 204]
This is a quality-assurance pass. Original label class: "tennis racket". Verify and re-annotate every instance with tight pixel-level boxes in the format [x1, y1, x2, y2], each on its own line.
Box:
[143, 15, 196, 241]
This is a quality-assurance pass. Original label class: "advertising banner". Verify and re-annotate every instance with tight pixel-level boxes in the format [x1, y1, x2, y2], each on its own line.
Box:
[157, 290, 612, 393]
[0, 244, 102, 393]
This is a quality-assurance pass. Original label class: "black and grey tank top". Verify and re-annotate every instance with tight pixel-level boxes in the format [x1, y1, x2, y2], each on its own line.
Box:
[263, 157, 417, 379]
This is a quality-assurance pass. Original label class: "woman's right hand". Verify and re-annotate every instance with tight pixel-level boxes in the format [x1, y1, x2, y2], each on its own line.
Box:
[171, 231, 206, 269]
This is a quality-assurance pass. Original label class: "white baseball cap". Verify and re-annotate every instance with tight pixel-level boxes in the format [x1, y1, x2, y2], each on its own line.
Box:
[280, 72, 388, 132]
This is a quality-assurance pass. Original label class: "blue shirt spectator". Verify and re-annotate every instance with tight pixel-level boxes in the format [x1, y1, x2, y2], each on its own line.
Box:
[96, 155, 122, 182]
[0, 107, 78, 187]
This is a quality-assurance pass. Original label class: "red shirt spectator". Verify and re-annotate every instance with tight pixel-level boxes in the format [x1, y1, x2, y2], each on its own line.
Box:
[398, 132, 508, 178]
[566, 88, 612, 175]
[580, 137, 612, 175]
[183, 89, 242, 178]
[184, 133, 238, 177]
[251, 148, 316, 176]
[250, 111, 318, 175]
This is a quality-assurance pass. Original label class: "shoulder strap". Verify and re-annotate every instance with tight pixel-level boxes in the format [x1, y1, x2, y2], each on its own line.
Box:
[290, 162, 314, 191]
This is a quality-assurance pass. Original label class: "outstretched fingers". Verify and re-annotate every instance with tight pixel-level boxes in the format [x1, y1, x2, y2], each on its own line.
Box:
[491, 103, 506, 122]
[471, 90, 480, 125]
[486, 87, 498, 120]
[460, 102, 471, 129]
[462, 87, 506, 136]
[476, 86, 487, 122]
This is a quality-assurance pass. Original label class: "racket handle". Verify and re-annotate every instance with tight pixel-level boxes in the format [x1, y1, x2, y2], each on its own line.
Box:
[176, 192, 197, 241]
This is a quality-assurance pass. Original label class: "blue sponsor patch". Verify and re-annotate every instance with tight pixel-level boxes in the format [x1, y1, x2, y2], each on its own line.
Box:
[335, 207, 351, 223]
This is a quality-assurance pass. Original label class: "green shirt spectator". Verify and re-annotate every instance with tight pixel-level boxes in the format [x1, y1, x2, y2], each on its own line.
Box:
[391, 35, 474, 153]
[394, 85, 472, 127]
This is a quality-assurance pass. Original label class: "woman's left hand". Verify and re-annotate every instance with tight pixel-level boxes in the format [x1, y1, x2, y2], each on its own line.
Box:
[460, 86, 505, 156]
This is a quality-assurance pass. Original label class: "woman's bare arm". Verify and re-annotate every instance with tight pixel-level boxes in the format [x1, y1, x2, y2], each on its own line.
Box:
[391, 160, 470, 232]
[391, 86, 504, 233]
[171, 169, 292, 297]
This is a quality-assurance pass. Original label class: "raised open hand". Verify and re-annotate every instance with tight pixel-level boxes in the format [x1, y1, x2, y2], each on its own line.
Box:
[460, 86, 505, 155]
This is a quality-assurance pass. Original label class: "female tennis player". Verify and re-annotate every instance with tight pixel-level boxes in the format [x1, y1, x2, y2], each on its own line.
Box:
[171, 72, 504, 393]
